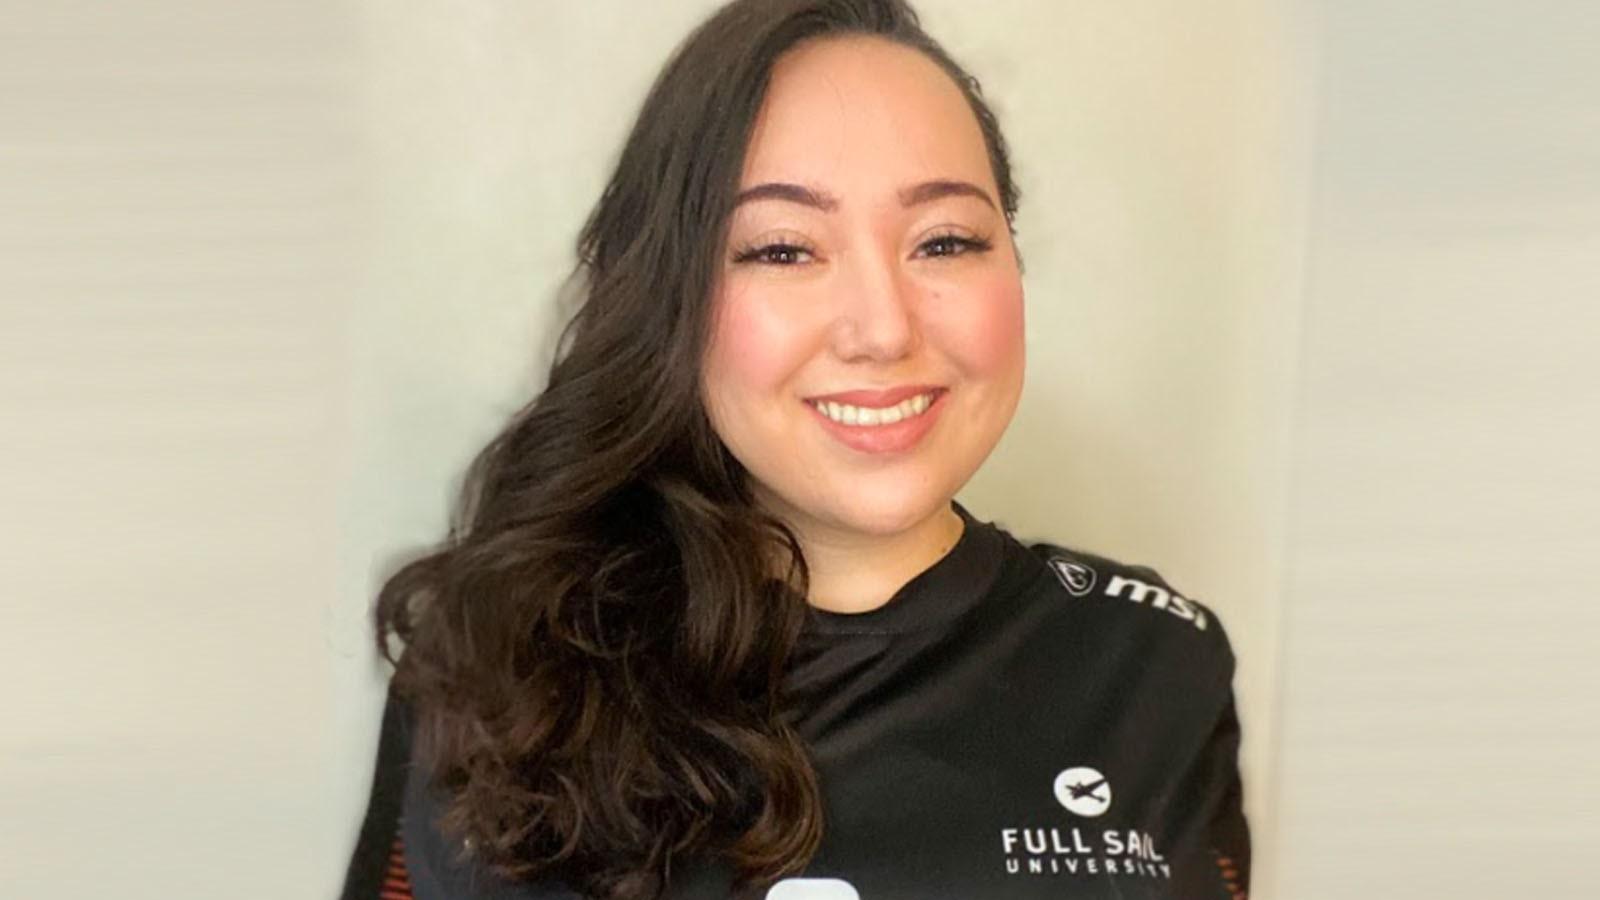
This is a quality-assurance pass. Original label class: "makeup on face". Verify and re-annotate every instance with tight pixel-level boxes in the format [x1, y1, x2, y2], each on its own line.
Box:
[700, 35, 1024, 538]
[803, 385, 949, 455]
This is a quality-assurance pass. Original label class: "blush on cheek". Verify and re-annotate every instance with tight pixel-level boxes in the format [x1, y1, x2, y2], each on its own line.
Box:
[945, 278, 1025, 371]
[706, 285, 809, 399]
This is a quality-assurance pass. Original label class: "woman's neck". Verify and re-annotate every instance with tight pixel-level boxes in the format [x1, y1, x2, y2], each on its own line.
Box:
[763, 497, 966, 615]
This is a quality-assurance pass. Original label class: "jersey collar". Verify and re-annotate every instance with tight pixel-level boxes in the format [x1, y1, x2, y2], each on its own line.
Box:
[799, 500, 1008, 636]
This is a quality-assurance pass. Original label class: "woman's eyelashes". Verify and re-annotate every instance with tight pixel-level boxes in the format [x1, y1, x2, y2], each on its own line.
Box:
[729, 231, 994, 267]
[917, 231, 993, 259]
[732, 240, 816, 266]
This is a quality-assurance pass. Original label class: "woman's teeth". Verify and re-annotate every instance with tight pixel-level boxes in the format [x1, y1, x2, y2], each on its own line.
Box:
[809, 391, 936, 426]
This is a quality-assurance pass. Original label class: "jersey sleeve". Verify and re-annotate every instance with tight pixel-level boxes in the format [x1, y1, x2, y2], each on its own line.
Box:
[339, 682, 414, 900]
[1167, 595, 1252, 900]
[1119, 560, 1252, 898]
[338, 682, 592, 900]
[1199, 686, 1252, 899]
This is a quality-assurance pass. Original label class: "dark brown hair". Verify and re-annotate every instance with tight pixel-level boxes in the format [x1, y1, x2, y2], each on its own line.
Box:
[374, 1, 1019, 897]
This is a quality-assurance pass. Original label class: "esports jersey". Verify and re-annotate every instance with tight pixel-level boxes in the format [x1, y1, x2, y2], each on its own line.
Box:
[342, 501, 1250, 900]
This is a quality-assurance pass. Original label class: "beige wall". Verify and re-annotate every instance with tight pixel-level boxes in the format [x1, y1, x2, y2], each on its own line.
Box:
[341, 6, 1306, 896]
[7, 1, 1309, 897]
[1268, 1, 1600, 897]
[1, 2, 364, 896]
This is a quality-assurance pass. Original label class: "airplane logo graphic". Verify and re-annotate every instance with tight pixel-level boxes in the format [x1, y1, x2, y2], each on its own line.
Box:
[1053, 766, 1113, 817]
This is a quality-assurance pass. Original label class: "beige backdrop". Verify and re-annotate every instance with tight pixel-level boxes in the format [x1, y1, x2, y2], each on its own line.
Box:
[336, 2, 1304, 894]
[338, 3, 1304, 894]
[10, 1, 1595, 898]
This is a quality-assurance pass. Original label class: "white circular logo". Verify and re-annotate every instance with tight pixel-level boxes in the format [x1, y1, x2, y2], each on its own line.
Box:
[766, 878, 860, 900]
[1053, 766, 1112, 817]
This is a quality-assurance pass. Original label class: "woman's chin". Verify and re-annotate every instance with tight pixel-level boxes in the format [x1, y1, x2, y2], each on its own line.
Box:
[816, 493, 955, 538]
[750, 474, 956, 537]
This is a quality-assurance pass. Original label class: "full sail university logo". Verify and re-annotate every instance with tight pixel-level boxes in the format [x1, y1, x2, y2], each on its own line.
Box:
[999, 766, 1171, 880]
[1053, 766, 1111, 817]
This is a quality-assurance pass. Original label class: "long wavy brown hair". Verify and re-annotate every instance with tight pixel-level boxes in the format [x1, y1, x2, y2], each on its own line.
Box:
[374, 1, 1020, 897]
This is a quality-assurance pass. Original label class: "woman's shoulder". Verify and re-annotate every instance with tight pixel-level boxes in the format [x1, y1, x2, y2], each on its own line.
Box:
[342, 686, 585, 900]
[1014, 537, 1239, 681]
[340, 684, 415, 899]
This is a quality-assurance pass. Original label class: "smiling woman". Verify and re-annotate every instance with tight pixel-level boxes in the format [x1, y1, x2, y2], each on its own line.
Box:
[341, 2, 1249, 899]
[702, 35, 1025, 614]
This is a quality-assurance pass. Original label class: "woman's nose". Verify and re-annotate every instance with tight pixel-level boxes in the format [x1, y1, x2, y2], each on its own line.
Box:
[832, 247, 920, 363]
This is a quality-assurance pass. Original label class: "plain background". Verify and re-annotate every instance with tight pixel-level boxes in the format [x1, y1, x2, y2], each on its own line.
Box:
[2, 1, 1595, 898]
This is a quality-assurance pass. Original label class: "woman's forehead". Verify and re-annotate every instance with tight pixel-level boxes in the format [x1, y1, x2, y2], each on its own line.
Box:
[739, 36, 994, 197]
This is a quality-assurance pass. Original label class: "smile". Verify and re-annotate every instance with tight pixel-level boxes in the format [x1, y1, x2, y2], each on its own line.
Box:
[802, 388, 950, 455]
[806, 390, 939, 426]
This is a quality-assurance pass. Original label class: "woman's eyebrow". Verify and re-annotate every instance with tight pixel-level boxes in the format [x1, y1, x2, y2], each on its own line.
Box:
[732, 179, 997, 213]
[899, 179, 997, 211]
[734, 182, 839, 211]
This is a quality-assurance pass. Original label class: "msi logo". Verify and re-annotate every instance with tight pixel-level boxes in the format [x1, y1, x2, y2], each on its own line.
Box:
[1047, 558, 1097, 597]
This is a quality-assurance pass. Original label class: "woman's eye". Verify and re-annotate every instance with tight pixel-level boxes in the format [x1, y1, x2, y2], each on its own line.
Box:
[733, 242, 813, 266]
[918, 233, 993, 259]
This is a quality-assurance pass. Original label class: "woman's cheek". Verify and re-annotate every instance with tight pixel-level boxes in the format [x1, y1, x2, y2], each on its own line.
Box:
[940, 274, 1025, 372]
[708, 283, 815, 399]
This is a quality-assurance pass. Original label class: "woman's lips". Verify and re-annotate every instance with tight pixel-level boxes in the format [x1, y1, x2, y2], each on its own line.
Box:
[805, 384, 944, 406]
[804, 388, 948, 455]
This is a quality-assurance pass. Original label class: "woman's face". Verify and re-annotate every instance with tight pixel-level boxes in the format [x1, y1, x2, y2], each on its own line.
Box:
[701, 36, 1025, 539]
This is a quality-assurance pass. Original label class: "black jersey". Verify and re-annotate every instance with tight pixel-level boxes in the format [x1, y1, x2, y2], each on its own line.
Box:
[344, 501, 1250, 900]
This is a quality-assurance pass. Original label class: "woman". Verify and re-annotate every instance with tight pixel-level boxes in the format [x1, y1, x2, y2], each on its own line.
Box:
[343, 1, 1250, 898]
